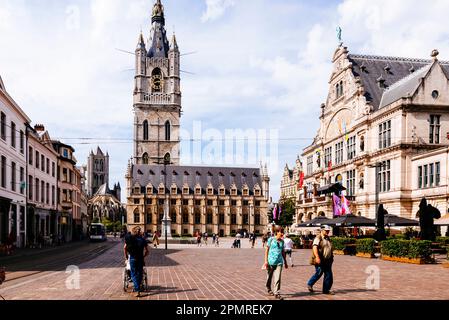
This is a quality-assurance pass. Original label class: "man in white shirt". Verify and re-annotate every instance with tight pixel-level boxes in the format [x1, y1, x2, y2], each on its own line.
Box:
[283, 233, 294, 267]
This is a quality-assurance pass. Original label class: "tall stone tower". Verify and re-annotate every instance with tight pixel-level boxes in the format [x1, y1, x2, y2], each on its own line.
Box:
[87, 147, 109, 196]
[133, 0, 181, 166]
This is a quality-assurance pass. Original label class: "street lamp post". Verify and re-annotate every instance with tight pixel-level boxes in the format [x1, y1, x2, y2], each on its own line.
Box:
[368, 162, 383, 223]
[161, 154, 173, 251]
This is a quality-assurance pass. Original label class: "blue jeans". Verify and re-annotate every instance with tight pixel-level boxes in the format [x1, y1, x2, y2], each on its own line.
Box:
[307, 262, 333, 293]
[129, 257, 144, 292]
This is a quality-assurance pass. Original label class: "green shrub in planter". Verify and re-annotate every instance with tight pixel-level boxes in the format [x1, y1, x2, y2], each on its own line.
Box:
[381, 239, 432, 260]
[356, 238, 376, 255]
[331, 237, 356, 251]
[436, 237, 449, 245]
[408, 240, 432, 259]
[381, 240, 410, 257]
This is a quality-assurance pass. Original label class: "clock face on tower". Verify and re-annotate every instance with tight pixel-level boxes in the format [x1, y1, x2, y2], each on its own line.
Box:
[151, 74, 163, 91]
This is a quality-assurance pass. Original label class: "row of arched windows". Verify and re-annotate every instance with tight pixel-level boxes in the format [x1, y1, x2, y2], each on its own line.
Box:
[142, 120, 171, 141]
[141, 152, 171, 165]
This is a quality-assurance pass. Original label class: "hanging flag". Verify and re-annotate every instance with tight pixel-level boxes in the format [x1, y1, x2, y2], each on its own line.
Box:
[278, 205, 282, 219]
[333, 195, 342, 217]
[273, 205, 277, 221]
[298, 172, 305, 190]
[341, 195, 351, 215]
[328, 160, 332, 172]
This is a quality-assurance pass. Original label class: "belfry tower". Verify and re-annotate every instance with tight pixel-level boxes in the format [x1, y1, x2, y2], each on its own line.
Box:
[133, 0, 181, 166]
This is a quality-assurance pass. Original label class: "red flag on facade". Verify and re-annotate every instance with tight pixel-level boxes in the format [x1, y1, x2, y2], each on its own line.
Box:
[328, 160, 332, 172]
[298, 172, 304, 190]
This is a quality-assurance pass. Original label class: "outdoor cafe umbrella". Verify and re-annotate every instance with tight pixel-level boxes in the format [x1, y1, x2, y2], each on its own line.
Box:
[326, 214, 376, 227]
[296, 216, 333, 228]
[435, 214, 449, 226]
[384, 214, 419, 227]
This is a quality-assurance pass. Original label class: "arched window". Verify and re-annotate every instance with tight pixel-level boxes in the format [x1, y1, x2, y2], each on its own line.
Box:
[142, 153, 149, 165]
[164, 153, 171, 165]
[143, 120, 149, 141]
[165, 121, 171, 141]
[151, 68, 162, 93]
[134, 209, 140, 223]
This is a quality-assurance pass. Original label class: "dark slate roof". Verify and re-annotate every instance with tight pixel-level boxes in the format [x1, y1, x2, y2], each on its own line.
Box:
[147, 21, 170, 58]
[348, 54, 449, 111]
[379, 64, 432, 109]
[132, 165, 263, 195]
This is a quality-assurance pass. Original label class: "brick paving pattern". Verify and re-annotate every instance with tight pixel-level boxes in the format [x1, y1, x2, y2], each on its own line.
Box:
[1, 238, 448, 300]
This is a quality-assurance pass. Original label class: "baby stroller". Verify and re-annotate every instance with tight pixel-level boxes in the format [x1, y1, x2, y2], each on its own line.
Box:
[123, 258, 148, 293]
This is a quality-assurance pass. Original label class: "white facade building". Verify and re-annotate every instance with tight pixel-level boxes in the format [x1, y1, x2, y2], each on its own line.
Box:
[293, 45, 449, 236]
[0, 76, 31, 248]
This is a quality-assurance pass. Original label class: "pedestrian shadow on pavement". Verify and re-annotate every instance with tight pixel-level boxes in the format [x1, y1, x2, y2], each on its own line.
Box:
[141, 286, 197, 297]
[287, 288, 376, 298]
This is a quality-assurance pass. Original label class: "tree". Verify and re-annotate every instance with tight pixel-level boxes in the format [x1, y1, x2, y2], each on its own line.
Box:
[277, 198, 295, 227]
[92, 217, 100, 224]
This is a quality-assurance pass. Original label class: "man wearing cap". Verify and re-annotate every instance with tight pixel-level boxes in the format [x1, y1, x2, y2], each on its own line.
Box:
[307, 225, 334, 295]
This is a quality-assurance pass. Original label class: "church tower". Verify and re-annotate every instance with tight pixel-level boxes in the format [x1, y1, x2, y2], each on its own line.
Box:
[133, 0, 181, 166]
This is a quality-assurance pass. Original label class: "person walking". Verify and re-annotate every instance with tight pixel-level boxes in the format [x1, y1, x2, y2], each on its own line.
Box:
[124, 226, 149, 297]
[251, 233, 257, 248]
[236, 232, 242, 248]
[307, 225, 334, 295]
[152, 231, 160, 249]
[196, 232, 202, 247]
[263, 226, 288, 300]
[283, 233, 294, 267]
[204, 232, 208, 246]
[215, 235, 220, 247]
[262, 233, 268, 248]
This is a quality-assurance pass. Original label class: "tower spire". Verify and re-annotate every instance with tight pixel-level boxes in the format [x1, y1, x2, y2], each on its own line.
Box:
[148, 0, 169, 58]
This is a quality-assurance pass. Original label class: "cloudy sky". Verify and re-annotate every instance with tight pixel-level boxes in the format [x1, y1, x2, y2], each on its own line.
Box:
[1, 0, 449, 201]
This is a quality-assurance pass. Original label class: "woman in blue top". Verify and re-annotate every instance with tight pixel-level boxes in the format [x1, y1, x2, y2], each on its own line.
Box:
[263, 226, 288, 300]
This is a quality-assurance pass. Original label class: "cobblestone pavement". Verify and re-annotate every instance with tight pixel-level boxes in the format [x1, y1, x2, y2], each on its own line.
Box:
[1, 238, 448, 300]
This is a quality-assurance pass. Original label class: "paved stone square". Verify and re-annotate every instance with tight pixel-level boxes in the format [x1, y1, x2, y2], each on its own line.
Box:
[1, 238, 448, 300]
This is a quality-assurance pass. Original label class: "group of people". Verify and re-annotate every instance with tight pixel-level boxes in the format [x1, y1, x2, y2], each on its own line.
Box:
[264, 225, 334, 300]
[196, 232, 220, 247]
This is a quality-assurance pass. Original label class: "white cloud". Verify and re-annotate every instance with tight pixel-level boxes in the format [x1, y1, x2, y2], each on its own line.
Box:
[201, 0, 235, 22]
[3, 0, 449, 202]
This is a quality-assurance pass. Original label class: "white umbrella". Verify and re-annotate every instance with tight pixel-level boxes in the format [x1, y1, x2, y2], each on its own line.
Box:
[435, 214, 449, 226]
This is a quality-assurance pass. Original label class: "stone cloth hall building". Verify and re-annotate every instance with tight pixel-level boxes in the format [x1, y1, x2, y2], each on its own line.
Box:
[125, 0, 270, 237]
[294, 44, 449, 228]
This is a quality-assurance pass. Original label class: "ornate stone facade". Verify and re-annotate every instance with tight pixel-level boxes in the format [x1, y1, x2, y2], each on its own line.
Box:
[294, 45, 449, 231]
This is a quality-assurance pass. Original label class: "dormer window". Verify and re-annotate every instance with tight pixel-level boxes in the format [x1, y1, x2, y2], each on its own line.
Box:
[360, 63, 367, 72]
[183, 187, 189, 195]
[171, 187, 177, 195]
[219, 187, 225, 196]
[159, 186, 165, 194]
[377, 75, 386, 89]
[195, 188, 201, 195]
[134, 187, 140, 194]
[231, 186, 237, 196]
[147, 186, 153, 194]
